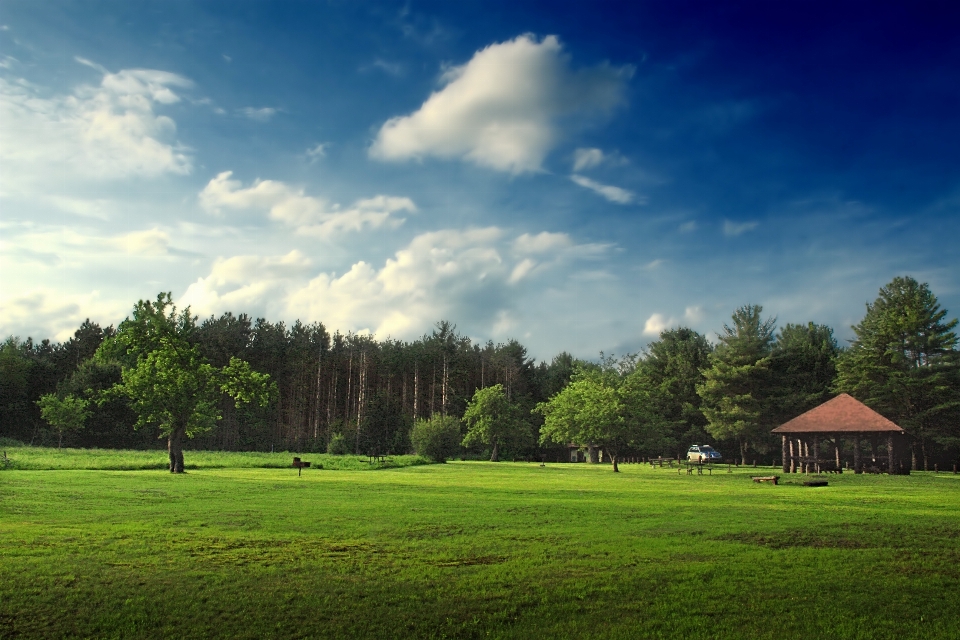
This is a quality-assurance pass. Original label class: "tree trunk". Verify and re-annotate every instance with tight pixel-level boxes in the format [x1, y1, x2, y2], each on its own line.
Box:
[612, 454, 619, 473]
[169, 427, 186, 473]
[490, 438, 499, 462]
[740, 438, 748, 466]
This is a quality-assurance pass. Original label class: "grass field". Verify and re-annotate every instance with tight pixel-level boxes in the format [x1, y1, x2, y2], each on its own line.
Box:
[2, 449, 959, 639]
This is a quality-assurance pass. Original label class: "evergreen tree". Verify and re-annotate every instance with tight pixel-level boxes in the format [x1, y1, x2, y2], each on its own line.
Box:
[697, 305, 776, 464]
[835, 276, 960, 469]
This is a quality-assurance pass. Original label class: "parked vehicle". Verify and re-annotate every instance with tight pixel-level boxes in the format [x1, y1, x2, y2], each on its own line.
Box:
[687, 445, 722, 463]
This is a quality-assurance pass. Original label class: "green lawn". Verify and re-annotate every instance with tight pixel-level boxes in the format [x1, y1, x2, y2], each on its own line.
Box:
[2, 450, 958, 639]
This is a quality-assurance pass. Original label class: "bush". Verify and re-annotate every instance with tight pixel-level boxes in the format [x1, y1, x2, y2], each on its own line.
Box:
[327, 433, 350, 455]
[410, 415, 461, 463]
[0, 437, 26, 448]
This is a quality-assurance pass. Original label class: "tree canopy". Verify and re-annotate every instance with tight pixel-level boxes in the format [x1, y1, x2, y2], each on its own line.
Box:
[835, 276, 960, 468]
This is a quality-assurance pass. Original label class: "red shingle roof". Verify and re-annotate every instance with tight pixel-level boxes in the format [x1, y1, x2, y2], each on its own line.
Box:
[771, 393, 904, 434]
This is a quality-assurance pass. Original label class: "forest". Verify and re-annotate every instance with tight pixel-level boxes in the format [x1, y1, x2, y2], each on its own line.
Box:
[2, 276, 958, 470]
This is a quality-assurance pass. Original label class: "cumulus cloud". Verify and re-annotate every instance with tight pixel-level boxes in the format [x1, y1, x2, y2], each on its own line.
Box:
[0, 289, 127, 343]
[723, 220, 759, 236]
[179, 227, 608, 339]
[370, 34, 631, 174]
[570, 174, 637, 204]
[642, 305, 705, 337]
[198, 171, 415, 237]
[643, 313, 671, 336]
[0, 63, 192, 186]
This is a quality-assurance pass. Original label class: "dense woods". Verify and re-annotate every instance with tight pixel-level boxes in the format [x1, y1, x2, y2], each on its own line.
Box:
[2, 276, 959, 468]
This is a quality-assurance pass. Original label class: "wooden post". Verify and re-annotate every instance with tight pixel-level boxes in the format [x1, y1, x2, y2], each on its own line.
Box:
[782, 435, 789, 473]
[813, 435, 820, 474]
[854, 435, 862, 474]
[834, 438, 841, 471]
[887, 434, 895, 474]
[788, 438, 795, 473]
[802, 440, 809, 474]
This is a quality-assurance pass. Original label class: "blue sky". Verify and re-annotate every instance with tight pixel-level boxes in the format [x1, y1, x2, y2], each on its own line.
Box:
[2, 1, 958, 360]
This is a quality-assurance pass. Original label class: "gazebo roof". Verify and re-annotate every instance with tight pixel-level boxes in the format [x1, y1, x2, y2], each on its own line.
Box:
[771, 393, 904, 434]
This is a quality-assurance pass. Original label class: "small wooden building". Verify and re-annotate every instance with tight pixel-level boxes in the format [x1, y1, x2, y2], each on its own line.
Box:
[772, 394, 908, 474]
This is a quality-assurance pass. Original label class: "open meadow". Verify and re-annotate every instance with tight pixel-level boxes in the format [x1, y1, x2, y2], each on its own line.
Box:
[2, 449, 959, 639]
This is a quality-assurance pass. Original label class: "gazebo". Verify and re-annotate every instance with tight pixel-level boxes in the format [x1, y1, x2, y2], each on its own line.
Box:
[772, 393, 908, 474]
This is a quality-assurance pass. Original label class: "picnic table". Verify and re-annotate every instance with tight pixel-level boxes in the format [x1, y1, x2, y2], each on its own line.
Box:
[648, 457, 676, 468]
[365, 454, 387, 464]
[679, 460, 713, 475]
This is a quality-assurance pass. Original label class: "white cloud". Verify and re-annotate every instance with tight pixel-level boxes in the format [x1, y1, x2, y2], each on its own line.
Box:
[0, 63, 193, 186]
[573, 148, 604, 171]
[723, 220, 759, 236]
[0, 289, 128, 343]
[679, 221, 698, 233]
[643, 313, 671, 336]
[570, 174, 637, 204]
[238, 107, 277, 121]
[179, 227, 608, 340]
[370, 34, 631, 174]
[684, 306, 704, 324]
[306, 143, 327, 160]
[198, 171, 415, 238]
[109, 228, 171, 255]
[513, 231, 572, 255]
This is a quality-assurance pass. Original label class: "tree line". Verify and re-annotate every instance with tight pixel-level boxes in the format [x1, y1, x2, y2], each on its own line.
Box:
[2, 276, 958, 470]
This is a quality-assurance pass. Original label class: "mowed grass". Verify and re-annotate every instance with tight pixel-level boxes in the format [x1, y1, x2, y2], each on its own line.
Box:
[2, 453, 959, 639]
[1, 446, 429, 471]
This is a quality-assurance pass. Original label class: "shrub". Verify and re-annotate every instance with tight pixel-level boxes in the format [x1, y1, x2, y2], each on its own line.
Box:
[0, 437, 26, 448]
[327, 433, 350, 455]
[410, 415, 461, 463]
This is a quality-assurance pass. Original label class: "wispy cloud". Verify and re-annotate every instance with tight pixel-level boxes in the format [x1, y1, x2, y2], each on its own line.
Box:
[570, 174, 637, 204]
[573, 148, 604, 172]
[238, 107, 277, 121]
[306, 143, 327, 161]
[723, 220, 759, 236]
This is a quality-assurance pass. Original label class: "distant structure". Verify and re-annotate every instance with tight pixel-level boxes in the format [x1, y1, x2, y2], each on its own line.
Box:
[772, 393, 908, 474]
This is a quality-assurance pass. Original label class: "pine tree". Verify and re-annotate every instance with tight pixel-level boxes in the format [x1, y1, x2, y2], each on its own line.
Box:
[697, 305, 776, 464]
[835, 276, 960, 469]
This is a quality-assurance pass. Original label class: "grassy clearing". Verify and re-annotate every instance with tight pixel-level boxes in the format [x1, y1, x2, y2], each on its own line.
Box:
[1, 457, 959, 639]
[0, 446, 429, 471]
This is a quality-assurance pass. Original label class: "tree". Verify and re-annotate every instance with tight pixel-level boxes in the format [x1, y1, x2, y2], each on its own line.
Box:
[462, 384, 530, 461]
[697, 305, 777, 464]
[835, 276, 960, 469]
[98, 294, 273, 472]
[535, 365, 644, 472]
[36, 394, 90, 450]
[769, 322, 839, 424]
[638, 328, 713, 457]
[410, 414, 461, 463]
[107, 338, 272, 472]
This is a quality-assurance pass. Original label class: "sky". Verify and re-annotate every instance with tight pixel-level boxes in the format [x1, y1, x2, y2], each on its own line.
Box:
[2, 1, 959, 361]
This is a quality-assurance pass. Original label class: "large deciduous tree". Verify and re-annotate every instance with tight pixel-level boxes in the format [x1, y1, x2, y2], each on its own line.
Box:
[535, 361, 655, 472]
[462, 384, 530, 462]
[109, 337, 272, 472]
[697, 305, 777, 465]
[98, 294, 273, 472]
[835, 276, 960, 469]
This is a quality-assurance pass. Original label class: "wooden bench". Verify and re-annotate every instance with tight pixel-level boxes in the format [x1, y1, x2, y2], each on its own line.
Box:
[751, 475, 779, 485]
